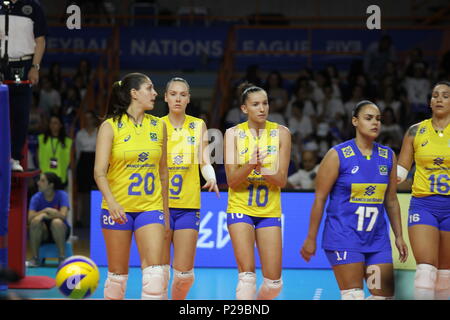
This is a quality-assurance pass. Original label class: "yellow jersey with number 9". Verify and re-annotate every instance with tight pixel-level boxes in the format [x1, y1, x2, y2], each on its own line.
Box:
[161, 115, 204, 209]
[412, 119, 450, 197]
[101, 114, 164, 212]
[227, 121, 281, 218]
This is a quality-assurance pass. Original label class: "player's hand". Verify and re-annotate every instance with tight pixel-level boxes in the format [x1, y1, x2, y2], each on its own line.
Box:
[107, 201, 127, 224]
[395, 236, 408, 263]
[300, 238, 316, 262]
[202, 179, 220, 198]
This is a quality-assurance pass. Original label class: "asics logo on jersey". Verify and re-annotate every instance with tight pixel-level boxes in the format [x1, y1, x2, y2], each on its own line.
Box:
[364, 185, 376, 196]
[351, 166, 359, 174]
[421, 140, 428, 147]
[434, 157, 444, 166]
[138, 152, 149, 162]
[124, 135, 131, 142]
[240, 147, 248, 155]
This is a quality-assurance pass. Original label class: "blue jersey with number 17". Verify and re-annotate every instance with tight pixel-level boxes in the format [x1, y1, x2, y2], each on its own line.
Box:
[321, 139, 393, 252]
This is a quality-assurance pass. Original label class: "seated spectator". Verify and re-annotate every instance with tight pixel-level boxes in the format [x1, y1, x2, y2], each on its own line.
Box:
[286, 150, 319, 190]
[263, 70, 289, 114]
[376, 85, 402, 123]
[363, 35, 397, 81]
[38, 76, 61, 115]
[285, 85, 316, 120]
[288, 101, 314, 141]
[236, 64, 263, 88]
[403, 61, 431, 121]
[27, 172, 71, 267]
[343, 85, 364, 136]
[267, 97, 287, 126]
[378, 107, 403, 153]
[225, 85, 247, 128]
[317, 84, 345, 132]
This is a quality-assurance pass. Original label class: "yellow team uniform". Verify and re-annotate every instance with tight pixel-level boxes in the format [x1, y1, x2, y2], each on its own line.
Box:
[101, 114, 164, 212]
[161, 115, 204, 209]
[412, 119, 450, 197]
[227, 121, 282, 218]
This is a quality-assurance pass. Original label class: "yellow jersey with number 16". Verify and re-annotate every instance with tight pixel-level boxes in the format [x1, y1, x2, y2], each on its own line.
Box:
[227, 121, 281, 218]
[101, 114, 164, 212]
[161, 115, 204, 209]
[412, 119, 450, 197]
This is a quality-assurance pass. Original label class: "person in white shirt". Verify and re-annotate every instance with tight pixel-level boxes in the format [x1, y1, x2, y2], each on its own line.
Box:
[39, 76, 61, 115]
[74, 110, 98, 227]
[286, 150, 319, 190]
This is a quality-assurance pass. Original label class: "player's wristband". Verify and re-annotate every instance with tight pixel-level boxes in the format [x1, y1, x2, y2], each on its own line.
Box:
[397, 165, 408, 183]
[201, 164, 216, 182]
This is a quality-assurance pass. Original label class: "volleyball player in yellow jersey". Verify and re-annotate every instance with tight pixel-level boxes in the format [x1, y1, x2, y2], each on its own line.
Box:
[94, 73, 169, 300]
[160, 77, 219, 300]
[398, 81, 450, 300]
[224, 83, 291, 300]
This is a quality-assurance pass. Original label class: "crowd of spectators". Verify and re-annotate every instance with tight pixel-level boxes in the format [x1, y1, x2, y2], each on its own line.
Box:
[225, 36, 450, 189]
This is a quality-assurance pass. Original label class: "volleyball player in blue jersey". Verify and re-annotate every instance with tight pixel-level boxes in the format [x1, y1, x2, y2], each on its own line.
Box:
[300, 100, 408, 300]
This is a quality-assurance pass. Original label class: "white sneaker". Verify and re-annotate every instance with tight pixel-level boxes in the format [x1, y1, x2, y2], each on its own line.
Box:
[11, 159, 24, 172]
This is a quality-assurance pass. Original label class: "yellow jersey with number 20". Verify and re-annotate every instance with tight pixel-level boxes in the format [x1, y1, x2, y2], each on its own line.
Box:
[412, 119, 450, 197]
[101, 114, 164, 212]
[227, 121, 281, 218]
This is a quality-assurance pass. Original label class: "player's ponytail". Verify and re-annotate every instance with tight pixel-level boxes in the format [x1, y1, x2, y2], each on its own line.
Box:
[104, 73, 150, 122]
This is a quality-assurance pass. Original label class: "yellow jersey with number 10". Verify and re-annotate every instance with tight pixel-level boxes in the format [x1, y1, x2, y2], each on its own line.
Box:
[101, 114, 164, 212]
[227, 121, 281, 218]
[161, 115, 204, 209]
[412, 119, 450, 197]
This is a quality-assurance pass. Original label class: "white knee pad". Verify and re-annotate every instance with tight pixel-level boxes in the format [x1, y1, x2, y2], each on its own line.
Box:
[435, 269, 450, 300]
[341, 288, 365, 300]
[162, 264, 171, 300]
[257, 277, 283, 300]
[414, 264, 437, 300]
[104, 272, 128, 300]
[366, 295, 394, 300]
[236, 272, 256, 300]
[142, 265, 165, 300]
[171, 268, 195, 300]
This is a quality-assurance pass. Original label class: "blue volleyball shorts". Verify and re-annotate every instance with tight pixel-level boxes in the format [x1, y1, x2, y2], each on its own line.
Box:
[169, 208, 200, 231]
[325, 248, 393, 267]
[408, 195, 450, 231]
[100, 209, 165, 231]
[226, 212, 282, 229]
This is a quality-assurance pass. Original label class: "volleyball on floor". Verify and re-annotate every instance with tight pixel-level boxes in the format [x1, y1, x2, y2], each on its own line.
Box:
[55, 255, 100, 299]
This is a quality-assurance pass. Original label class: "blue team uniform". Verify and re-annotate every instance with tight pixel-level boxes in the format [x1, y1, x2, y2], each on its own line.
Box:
[322, 139, 394, 266]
